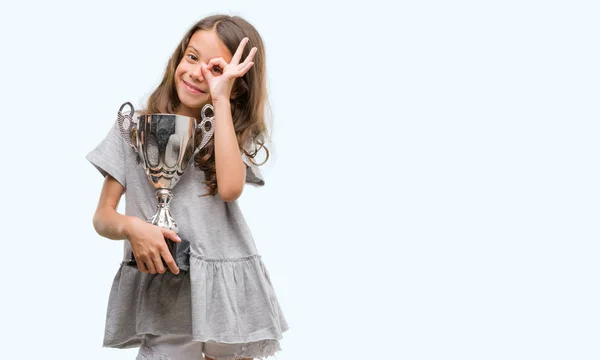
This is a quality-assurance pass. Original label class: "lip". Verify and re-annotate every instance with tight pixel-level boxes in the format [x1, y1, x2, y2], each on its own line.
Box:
[182, 80, 206, 94]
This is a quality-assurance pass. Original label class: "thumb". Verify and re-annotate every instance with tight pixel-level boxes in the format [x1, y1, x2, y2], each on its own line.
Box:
[162, 228, 182, 242]
[201, 63, 213, 82]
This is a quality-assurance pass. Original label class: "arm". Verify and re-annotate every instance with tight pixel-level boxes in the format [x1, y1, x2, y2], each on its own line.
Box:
[201, 37, 258, 202]
[92, 175, 181, 274]
[213, 98, 246, 202]
[92, 175, 131, 240]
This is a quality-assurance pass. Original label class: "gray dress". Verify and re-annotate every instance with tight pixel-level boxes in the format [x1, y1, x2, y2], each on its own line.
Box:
[86, 116, 289, 353]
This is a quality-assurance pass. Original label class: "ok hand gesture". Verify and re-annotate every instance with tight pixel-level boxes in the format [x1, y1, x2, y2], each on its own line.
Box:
[201, 37, 257, 103]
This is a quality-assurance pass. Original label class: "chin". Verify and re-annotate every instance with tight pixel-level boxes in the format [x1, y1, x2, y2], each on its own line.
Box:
[177, 91, 209, 115]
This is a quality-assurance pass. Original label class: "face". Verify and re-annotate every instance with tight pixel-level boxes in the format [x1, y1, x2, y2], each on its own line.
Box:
[174, 30, 233, 118]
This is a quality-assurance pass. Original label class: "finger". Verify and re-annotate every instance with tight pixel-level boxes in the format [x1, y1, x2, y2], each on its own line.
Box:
[151, 252, 167, 274]
[143, 256, 157, 274]
[239, 47, 257, 68]
[137, 258, 149, 273]
[230, 37, 249, 65]
[201, 63, 213, 81]
[135, 250, 151, 273]
[238, 61, 254, 77]
[208, 57, 228, 70]
[160, 247, 180, 274]
[162, 228, 182, 242]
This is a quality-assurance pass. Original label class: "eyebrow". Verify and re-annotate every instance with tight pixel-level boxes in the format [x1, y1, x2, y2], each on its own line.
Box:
[188, 45, 200, 54]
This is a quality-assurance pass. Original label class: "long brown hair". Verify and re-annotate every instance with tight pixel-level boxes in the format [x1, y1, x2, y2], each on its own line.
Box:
[144, 14, 271, 196]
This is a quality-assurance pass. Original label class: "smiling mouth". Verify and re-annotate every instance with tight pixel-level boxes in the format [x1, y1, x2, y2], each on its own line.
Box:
[182, 80, 206, 94]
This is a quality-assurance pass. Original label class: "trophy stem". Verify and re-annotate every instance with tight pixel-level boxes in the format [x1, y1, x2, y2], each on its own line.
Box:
[149, 189, 179, 233]
[126, 189, 179, 268]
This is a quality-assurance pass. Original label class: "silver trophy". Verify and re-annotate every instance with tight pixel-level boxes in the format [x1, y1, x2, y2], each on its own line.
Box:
[115, 102, 215, 272]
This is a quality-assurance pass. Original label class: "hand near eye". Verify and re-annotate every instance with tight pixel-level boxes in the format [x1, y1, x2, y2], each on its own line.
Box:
[201, 37, 257, 103]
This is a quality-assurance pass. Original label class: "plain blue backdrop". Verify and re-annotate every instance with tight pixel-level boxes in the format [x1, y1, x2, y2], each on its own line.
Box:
[1, 0, 598, 359]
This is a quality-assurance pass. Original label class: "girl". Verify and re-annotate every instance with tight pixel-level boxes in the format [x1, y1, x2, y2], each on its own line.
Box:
[86, 15, 289, 360]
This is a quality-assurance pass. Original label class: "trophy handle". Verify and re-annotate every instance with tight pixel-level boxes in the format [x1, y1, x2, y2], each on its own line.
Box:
[117, 102, 139, 153]
[194, 104, 215, 154]
[119, 102, 134, 116]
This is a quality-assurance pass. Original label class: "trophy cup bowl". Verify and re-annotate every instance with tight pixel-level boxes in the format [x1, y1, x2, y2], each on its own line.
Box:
[116, 102, 215, 272]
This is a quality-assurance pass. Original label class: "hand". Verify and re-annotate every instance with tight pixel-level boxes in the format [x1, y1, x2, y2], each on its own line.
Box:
[201, 37, 257, 102]
[124, 217, 182, 275]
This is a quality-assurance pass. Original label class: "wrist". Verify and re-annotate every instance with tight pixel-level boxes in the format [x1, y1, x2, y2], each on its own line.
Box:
[211, 96, 230, 106]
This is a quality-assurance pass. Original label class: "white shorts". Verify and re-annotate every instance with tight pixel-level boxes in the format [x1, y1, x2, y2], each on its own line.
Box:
[136, 333, 281, 360]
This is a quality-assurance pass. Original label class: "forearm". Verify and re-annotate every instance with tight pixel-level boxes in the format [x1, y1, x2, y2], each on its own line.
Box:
[212, 98, 246, 201]
[93, 207, 133, 241]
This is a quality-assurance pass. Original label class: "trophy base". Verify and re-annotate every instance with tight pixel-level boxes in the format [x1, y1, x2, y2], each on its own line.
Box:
[126, 238, 190, 273]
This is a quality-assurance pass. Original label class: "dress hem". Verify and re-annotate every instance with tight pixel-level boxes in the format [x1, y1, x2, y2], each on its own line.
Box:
[103, 326, 289, 349]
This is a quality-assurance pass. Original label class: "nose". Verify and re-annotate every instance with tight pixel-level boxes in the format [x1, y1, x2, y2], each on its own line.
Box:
[189, 63, 204, 82]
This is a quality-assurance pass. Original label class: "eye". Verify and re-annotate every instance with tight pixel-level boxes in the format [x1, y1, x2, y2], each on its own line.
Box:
[187, 53, 198, 61]
[211, 66, 223, 75]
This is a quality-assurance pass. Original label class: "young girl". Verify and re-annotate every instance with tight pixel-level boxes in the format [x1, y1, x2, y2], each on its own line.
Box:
[86, 15, 289, 360]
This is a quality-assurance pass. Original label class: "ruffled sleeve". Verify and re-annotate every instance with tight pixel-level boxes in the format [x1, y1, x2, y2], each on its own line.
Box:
[242, 152, 265, 187]
[85, 122, 128, 189]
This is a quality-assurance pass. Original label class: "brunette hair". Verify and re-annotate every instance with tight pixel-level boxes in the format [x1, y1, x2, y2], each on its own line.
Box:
[144, 14, 271, 196]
